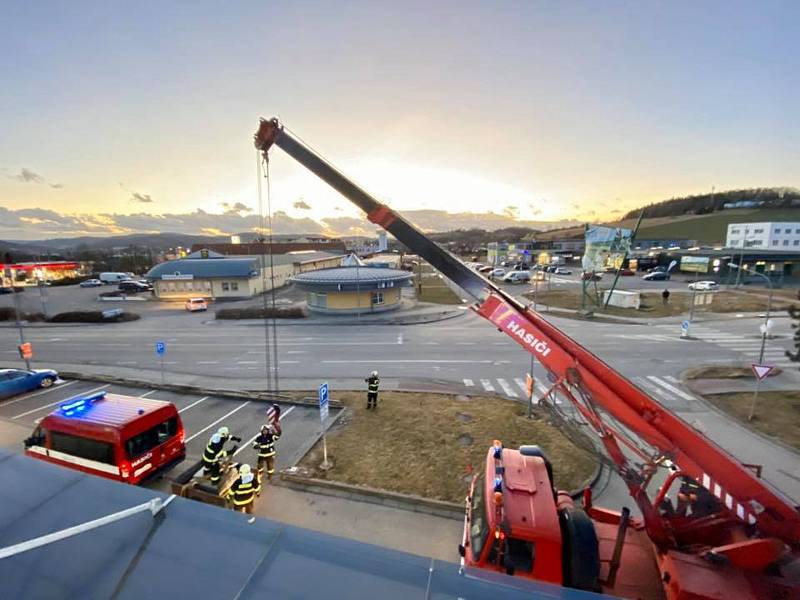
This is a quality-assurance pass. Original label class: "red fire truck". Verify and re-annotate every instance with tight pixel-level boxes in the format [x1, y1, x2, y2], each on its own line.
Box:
[24, 391, 185, 484]
[254, 117, 800, 599]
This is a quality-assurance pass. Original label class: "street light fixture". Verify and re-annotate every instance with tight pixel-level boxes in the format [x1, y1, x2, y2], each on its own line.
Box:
[727, 263, 773, 364]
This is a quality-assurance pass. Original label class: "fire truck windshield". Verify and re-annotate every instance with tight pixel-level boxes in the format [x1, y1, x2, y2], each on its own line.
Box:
[470, 475, 489, 558]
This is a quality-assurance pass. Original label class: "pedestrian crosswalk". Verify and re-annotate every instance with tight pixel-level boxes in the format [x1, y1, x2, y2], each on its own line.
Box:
[677, 324, 797, 368]
[463, 374, 698, 408]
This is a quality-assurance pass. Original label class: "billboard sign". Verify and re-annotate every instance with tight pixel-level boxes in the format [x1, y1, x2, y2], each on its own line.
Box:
[581, 226, 632, 272]
[680, 256, 709, 273]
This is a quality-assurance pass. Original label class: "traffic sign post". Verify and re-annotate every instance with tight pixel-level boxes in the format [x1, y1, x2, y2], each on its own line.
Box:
[155, 341, 166, 384]
[318, 382, 331, 469]
[680, 320, 690, 339]
[749, 363, 774, 421]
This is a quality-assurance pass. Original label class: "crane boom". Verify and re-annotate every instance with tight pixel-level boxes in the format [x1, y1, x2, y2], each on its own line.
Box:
[254, 117, 800, 549]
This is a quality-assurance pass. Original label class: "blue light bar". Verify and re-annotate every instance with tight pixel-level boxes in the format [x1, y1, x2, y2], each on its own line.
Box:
[59, 391, 106, 416]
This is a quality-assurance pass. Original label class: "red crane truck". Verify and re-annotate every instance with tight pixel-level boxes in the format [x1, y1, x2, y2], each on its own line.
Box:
[254, 117, 800, 599]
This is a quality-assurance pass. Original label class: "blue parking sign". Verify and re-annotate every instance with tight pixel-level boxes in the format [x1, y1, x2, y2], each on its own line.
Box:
[155, 341, 166, 355]
[318, 382, 329, 422]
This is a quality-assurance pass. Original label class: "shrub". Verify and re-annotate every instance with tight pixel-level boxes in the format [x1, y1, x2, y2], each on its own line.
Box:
[215, 306, 307, 319]
[48, 276, 85, 287]
[46, 311, 141, 323]
[0, 307, 46, 322]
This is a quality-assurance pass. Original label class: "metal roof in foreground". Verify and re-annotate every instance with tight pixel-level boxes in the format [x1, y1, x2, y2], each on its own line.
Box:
[0, 450, 608, 599]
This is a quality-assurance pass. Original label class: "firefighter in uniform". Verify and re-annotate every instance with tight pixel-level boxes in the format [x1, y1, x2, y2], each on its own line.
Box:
[227, 463, 260, 515]
[365, 370, 380, 409]
[202, 426, 234, 486]
[253, 423, 281, 481]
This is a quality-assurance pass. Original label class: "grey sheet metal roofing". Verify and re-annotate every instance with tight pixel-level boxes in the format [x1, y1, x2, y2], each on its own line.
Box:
[0, 450, 607, 600]
[145, 257, 259, 279]
[291, 266, 413, 291]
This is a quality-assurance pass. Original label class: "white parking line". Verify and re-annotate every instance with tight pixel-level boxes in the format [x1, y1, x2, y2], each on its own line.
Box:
[463, 379, 474, 387]
[323, 360, 494, 364]
[236, 361, 259, 365]
[232, 406, 295, 458]
[12, 385, 109, 420]
[185, 402, 251, 443]
[480, 379, 495, 392]
[0, 380, 77, 407]
[178, 396, 210, 414]
[514, 378, 527, 394]
[139, 390, 158, 398]
[196, 361, 219, 365]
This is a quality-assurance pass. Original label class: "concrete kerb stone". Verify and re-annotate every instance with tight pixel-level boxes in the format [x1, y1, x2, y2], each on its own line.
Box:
[58, 372, 342, 409]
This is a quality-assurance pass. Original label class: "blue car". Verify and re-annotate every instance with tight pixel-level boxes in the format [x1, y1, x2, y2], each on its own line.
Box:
[0, 368, 59, 400]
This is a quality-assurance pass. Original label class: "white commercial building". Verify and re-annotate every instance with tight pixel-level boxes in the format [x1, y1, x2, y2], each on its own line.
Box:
[726, 222, 800, 250]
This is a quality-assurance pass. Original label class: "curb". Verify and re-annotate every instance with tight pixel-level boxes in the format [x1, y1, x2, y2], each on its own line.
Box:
[59, 372, 343, 409]
[210, 309, 466, 327]
[277, 471, 464, 521]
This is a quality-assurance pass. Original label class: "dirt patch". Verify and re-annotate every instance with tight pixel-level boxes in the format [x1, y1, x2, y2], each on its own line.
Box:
[685, 365, 782, 379]
[297, 391, 596, 503]
[417, 282, 463, 305]
[525, 289, 792, 318]
[704, 391, 800, 451]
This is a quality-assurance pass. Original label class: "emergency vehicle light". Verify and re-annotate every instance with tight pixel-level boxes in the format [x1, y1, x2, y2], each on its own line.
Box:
[59, 391, 106, 416]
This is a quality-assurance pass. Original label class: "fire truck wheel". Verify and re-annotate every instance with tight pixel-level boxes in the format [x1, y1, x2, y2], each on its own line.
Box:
[559, 506, 600, 592]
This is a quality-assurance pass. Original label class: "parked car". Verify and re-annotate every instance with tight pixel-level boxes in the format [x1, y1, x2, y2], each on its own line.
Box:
[647, 266, 667, 273]
[118, 280, 152, 293]
[185, 297, 208, 312]
[488, 268, 506, 279]
[477, 266, 494, 274]
[554, 267, 572, 275]
[0, 368, 59, 400]
[502, 270, 531, 284]
[0, 286, 24, 294]
[99, 272, 133, 284]
[643, 271, 670, 281]
[619, 268, 635, 276]
[79, 278, 103, 288]
[581, 272, 602, 281]
[688, 281, 719, 291]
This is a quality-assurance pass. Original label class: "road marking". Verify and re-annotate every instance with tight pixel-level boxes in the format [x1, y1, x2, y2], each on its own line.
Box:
[455, 342, 476, 346]
[497, 378, 517, 398]
[480, 379, 495, 392]
[178, 396, 210, 413]
[139, 390, 158, 398]
[185, 401, 251, 443]
[280, 360, 300, 364]
[0, 380, 78, 407]
[646, 376, 695, 401]
[116, 361, 138, 365]
[196, 361, 219, 365]
[397, 334, 403, 345]
[232, 406, 295, 458]
[463, 379, 474, 387]
[514, 378, 527, 394]
[236, 361, 259, 364]
[286, 351, 308, 354]
[12, 385, 109, 420]
[323, 360, 493, 364]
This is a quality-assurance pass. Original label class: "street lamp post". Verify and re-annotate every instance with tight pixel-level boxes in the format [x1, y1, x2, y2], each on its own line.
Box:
[728, 263, 774, 420]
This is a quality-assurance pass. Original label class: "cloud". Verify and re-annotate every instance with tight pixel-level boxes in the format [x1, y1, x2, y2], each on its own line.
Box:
[6, 167, 63, 189]
[503, 205, 518, 218]
[0, 205, 580, 241]
[293, 200, 311, 210]
[221, 201, 252, 215]
[131, 192, 154, 203]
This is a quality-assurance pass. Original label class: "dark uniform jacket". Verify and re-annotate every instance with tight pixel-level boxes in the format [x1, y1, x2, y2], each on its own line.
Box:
[253, 427, 281, 458]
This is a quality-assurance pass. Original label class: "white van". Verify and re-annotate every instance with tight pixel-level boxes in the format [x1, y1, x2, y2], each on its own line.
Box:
[99, 272, 132, 284]
[502, 270, 531, 284]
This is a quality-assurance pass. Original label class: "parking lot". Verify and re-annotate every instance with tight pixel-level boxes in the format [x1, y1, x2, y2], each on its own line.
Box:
[0, 378, 332, 492]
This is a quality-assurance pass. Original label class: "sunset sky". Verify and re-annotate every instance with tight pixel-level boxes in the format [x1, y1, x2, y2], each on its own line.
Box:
[1, 1, 796, 239]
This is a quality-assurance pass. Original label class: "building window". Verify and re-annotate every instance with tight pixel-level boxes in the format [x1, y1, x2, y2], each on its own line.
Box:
[786, 229, 792, 234]
[316, 292, 327, 308]
[731, 229, 740, 235]
[230, 281, 239, 291]
[371, 292, 384, 305]
[784, 240, 790, 246]
[775, 228, 781, 234]
[773, 240, 780, 246]
[754, 228, 763, 234]
[222, 282, 229, 291]
[794, 240, 799, 246]
[795, 229, 800, 234]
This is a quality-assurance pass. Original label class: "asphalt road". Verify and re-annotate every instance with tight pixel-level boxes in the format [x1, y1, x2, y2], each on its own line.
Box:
[0, 379, 332, 494]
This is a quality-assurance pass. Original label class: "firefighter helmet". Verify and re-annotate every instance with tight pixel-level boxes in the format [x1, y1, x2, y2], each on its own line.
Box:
[218, 426, 229, 437]
[371, 370, 378, 377]
[239, 463, 252, 476]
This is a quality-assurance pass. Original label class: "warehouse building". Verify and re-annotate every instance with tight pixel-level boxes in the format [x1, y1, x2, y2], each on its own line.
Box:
[291, 266, 412, 314]
[146, 250, 343, 299]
